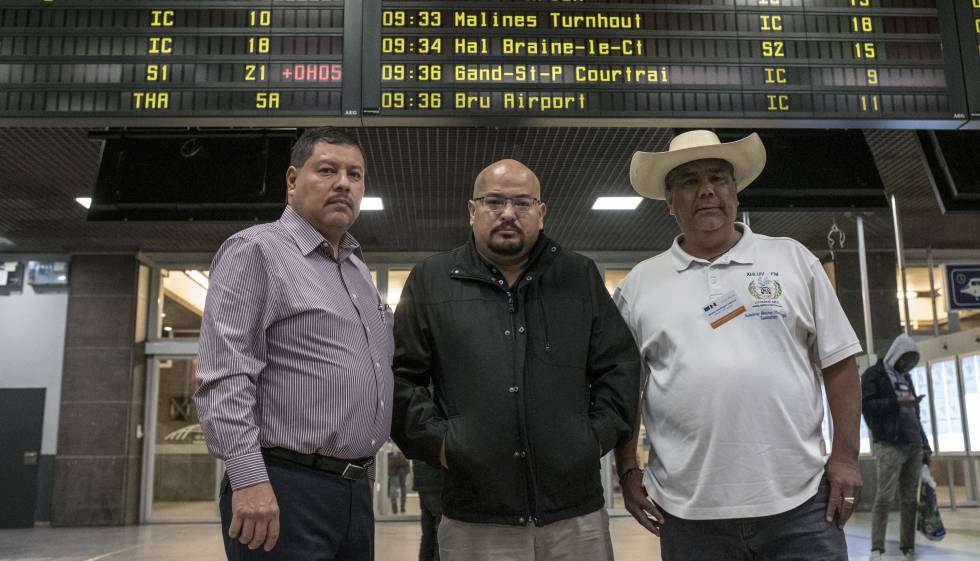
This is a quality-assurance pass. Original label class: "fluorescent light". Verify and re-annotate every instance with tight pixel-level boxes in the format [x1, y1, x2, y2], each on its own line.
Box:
[592, 197, 642, 210]
[896, 290, 917, 300]
[75, 197, 92, 209]
[185, 270, 210, 290]
[361, 197, 384, 211]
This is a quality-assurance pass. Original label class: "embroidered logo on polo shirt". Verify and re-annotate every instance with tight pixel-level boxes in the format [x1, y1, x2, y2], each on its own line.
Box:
[745, 273, 787, 321]
[748, 277, 782, 300]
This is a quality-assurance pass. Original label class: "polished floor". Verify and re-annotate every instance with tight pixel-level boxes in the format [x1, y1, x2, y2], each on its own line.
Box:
[0, 510, 978, 561]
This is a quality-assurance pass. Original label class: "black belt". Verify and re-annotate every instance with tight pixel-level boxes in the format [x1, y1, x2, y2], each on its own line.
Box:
[262, 447, 372, 481]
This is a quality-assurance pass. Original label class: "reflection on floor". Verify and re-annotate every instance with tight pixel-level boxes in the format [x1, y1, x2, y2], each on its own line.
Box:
[0, 510, 978, 561]
[151, 501, 218, 520]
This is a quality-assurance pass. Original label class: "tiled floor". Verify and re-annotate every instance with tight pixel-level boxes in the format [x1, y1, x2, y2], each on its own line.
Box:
[0, 510, 978, 561]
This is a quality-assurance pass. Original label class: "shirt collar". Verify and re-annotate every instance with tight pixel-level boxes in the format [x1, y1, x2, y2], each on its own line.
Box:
[279, 205, 362, 260]
[669, 222, 757, 271]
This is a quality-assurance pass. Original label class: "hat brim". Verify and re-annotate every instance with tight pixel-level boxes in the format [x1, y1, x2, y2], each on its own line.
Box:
[629, 133, 767, 200]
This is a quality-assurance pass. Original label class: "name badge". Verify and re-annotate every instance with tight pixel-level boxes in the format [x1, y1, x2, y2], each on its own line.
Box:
[702, 290, 747, 330]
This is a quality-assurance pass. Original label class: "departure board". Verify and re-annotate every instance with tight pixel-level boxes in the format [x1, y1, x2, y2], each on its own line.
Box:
[365, 0, 973, 127]
[955, 0, 980, 128]
[0, 0, 360, 125]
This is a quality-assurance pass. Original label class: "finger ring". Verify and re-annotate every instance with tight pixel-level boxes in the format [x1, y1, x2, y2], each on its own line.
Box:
[843, 497, 855, 503]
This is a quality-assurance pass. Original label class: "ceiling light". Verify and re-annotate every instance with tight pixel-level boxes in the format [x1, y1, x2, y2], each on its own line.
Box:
[75, 197, 92, 209]
[592, 197, 642, 210]
[185, 270, 209, 289]
[361, 197, 384, 211]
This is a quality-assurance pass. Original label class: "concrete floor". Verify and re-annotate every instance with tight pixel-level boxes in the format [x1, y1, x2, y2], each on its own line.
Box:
[0, 510, 978, 561]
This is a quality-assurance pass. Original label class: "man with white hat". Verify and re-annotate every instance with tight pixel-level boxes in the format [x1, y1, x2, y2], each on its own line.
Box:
[612, 130, 864, 560]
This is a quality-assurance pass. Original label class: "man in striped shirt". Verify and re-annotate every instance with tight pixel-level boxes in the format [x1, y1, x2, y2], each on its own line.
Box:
[194, 127, 393, 561]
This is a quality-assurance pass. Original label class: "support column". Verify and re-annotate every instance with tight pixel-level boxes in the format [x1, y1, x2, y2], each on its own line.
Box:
[52, 255, 145, 526]
[834, 250, 902, 362]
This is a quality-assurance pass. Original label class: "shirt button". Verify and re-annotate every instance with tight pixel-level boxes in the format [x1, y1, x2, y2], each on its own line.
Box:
[352, 294, 357, 300]
[380, 401, 385, 407]
[371, 439, 376, 446]
[375, 362, 381, 368]
[518, 326, 525, 334]
[366, 326, 371, 333]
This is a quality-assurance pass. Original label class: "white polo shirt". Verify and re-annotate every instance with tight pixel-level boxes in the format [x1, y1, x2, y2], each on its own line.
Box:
[614, 224, 861, 520]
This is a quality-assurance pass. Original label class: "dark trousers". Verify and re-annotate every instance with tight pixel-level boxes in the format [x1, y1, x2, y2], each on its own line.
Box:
[219, 456, 374, 561]
[418, 491, 442, 561]
[659, 480, 847, 561]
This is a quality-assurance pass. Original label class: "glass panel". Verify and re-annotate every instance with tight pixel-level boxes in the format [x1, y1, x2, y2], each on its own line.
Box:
[150, 357, 220, 520]
[387, 269, 411, 312]
[896, 266, 945, 334]
[376, 441, 420, 518]
[909, 365, 936, 452]
[962, 352, 980, 453]
[930, 359, 966, 453]
[159, 269, 208, 339]
[603, 268, 631, 296]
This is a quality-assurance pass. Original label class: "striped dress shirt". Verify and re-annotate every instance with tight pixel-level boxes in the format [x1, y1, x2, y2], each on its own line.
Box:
[194, 205, 394, 490]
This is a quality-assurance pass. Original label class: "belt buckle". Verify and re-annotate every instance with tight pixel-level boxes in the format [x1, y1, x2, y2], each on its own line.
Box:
[341, 463, 366, 480]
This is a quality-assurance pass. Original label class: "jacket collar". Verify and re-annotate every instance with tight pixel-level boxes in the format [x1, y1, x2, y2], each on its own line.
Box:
[279, 204, 362, 260]
[670, 222, 757, 271]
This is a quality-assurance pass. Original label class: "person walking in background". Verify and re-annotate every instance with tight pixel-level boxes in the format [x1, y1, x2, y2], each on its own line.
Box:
[388, 446, 411, 514]
[863, 334, 932, 560]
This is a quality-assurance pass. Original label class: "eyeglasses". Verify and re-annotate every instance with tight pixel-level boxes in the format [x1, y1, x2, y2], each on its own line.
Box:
[473, 195, 541, 214]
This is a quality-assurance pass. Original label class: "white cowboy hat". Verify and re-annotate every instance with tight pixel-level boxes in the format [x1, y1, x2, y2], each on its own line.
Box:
[629, 130, 767, 200]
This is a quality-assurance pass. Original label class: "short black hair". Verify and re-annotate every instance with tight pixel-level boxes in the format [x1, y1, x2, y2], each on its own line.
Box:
[290, 127, 363, 168]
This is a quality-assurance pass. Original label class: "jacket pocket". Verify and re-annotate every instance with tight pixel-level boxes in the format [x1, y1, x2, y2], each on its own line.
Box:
[533, 414, 603, 514]
[530, 295, 590, 368]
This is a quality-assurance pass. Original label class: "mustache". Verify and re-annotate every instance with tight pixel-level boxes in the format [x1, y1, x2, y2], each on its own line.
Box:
[326, 195, 353, 208]
[492, 222, 522, 234]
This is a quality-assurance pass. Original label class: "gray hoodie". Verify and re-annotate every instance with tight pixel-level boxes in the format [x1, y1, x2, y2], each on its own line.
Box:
[883, 333, 919, 387]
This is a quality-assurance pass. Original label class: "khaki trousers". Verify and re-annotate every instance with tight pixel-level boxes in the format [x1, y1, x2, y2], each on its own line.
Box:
[439, 508, 614, 561]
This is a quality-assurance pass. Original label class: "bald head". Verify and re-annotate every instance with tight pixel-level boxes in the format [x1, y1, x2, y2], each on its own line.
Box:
[473, 159, 541, 199]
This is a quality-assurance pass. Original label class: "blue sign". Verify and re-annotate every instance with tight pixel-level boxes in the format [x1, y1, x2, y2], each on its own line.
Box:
[947, 265, 980, 310]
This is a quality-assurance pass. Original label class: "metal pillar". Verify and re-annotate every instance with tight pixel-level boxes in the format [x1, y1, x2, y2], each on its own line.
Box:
[856, 216, 874, 357]
[891, 195, 912, 333]
[927, 247, 940, 337]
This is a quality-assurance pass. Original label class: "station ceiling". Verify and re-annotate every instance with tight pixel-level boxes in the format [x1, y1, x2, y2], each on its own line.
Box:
[0, 126, 976, 258]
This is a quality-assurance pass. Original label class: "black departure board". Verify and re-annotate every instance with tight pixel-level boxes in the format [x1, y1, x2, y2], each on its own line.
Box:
[0, 0, 361, 125]
[955, 0, 980, 128]
[364, 0, 973, 127]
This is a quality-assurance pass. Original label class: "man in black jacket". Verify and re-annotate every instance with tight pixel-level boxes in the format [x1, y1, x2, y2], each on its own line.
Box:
[862, 334, 932, 560]
[392, 159, 641, 561]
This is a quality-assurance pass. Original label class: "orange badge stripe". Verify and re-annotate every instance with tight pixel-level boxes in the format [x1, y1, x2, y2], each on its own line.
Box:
[710, 305, 746, 329]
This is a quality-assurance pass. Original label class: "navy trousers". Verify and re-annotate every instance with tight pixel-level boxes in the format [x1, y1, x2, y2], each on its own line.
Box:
[219, 455, 374, 561]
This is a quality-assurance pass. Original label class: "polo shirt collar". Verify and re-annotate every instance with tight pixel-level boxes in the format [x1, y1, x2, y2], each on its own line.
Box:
[669, 222, 757, 271]
[279, 204, 362, 260]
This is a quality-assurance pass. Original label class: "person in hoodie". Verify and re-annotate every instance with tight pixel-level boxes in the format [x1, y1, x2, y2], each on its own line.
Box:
[862, 334, 932, 561]
[391, 159, 641, 561]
